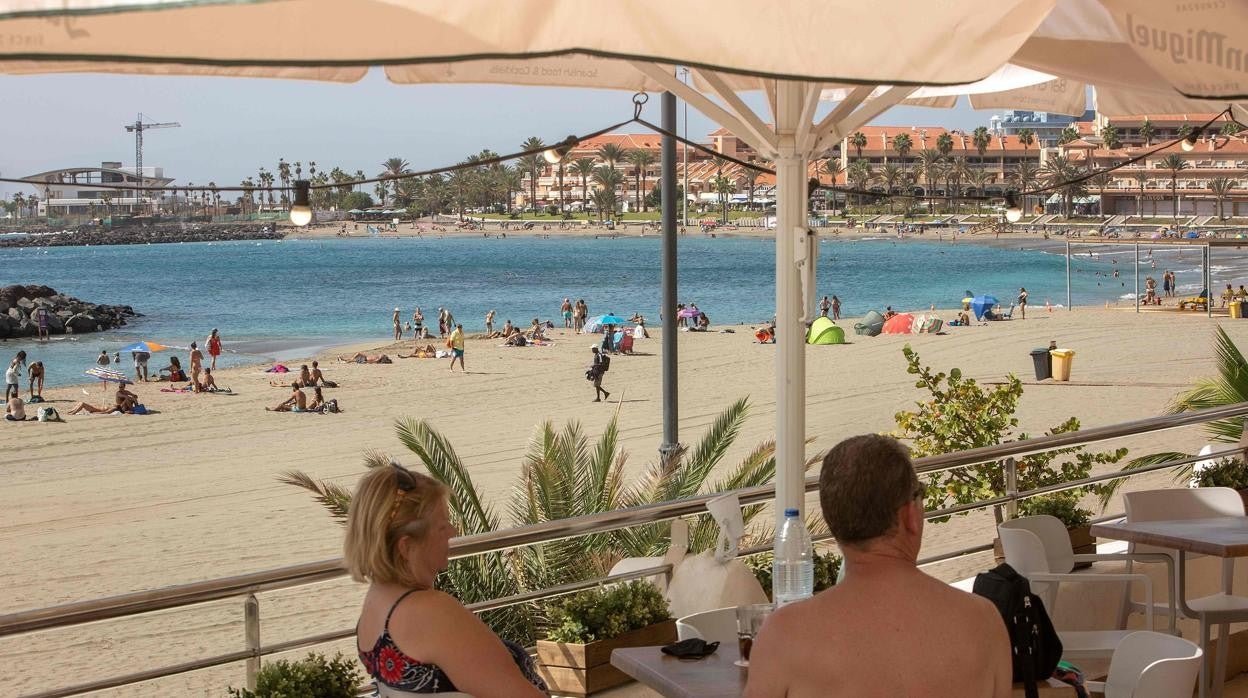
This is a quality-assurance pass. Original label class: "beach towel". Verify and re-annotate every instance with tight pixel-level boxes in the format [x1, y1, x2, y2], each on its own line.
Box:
[161, 387, 193, 393]
[265, 364, 290, 373]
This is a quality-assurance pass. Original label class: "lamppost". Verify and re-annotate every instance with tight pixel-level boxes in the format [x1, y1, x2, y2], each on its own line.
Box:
[680, 67, 689, 228]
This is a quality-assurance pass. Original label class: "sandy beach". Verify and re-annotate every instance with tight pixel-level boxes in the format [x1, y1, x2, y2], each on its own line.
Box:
[2, 305, 1245, 695]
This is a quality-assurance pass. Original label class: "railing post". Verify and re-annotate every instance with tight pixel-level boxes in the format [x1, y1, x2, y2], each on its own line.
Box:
[245, 594, 261, 690]
[1004, 457, 1018, 521]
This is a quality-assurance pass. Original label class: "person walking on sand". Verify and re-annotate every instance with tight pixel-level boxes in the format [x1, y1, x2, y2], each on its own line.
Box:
[561, 297, 573, 328]
[207, 328, 223, 370]
[392, 308, 403, 341]
[448, 324, 466, 373]
[831, 295, 841, 320]
[444, 308, 455, 334]
[588, 346, 610, 402]
[6, 351, 25, 401]
[1017, 287, 1028, 319]
[437, 308, 447, 338]
[819, 295, 831, 318]
[485, 309, 496, 336]
[189, 342, 204, 393]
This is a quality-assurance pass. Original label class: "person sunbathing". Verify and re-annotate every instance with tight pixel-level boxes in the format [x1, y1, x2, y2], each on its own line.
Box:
[309, 360, 337, 387]
[68, 400, 120, 415]
[267, 385, 308, 412]
[197, 368, 225, 392]
[299, 364, 313, 386]
[399, 343, 439, 358]
[307, 386, 326, 412]
[158, 356, 186, 382]
[504, 332, 528, 347]
[339, 353, 393, 364]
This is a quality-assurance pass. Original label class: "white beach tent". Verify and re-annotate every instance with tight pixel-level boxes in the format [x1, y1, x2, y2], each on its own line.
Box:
[3, 0, 1247, 525]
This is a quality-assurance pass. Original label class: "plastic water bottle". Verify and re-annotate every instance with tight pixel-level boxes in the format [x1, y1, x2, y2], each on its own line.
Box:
[772, 508, 814, 606]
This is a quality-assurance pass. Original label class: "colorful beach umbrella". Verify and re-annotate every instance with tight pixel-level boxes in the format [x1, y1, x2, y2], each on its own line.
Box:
[594, 314, 629, 325]
[85, 366, 133, 385]
[118, 341, 169, 353]
[678, 307, 702, 318]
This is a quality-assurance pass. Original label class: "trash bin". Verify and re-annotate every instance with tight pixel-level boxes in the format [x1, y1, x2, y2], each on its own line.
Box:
[1029, 348, 1052, 380]
[1232, 301, 1245, 319]
[1050, 348, 1075, 381]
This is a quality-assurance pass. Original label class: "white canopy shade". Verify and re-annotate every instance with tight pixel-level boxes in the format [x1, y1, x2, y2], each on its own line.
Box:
[4, 0, 1247, 525]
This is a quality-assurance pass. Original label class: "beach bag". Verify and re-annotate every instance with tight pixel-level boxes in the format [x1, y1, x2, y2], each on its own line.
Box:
[324, 399, 340, 414]
[973, 563, 1062, 698]
[37, 406, 62, 422]
[599, 354, 611, 373]
[130, 404, 149, 415]
[27, 395, 44, 404]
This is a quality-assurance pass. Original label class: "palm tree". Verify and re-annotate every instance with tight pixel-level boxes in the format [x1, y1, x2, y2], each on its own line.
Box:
[282, 398, 793, 644]
[971, 127, 992, 163]
[1058, 126, 1079, 145]
[1220, 122, 1244, 137]
[1087, 171, 1112, 218]
[380, 157, 412, 207]
[1007, 161, 1040, 218]
[277, 159, 291, 210]
[1177, 124, 1195, 144]
[1040, 153, 1084, 218]
[846, 160, 874, 214]
[917, 150, 945, 214]
[743, 163, 762, 213]
[712, 175, 734, 223]
[947, 156, 971, 214]
[569, 157, 597, 219]
[880, 163, 901, 214]
[517, 137, 545, 215]
[1140, 118, 1156, 147]
[967, 169, 994, 214]
[353, 170, 366, 194]
[1159, 153, 1189, 225]
[1134, 171, 1149, 217]
[592, 166, 624, 221]
[626, 149, 657, 213]
[598, 143, 626, 174]
[1210, 177, 1236, 220]
[1017, 128, 1035, 153]
[1100, 125, 1121, 151]
[849, 131, 867, 162]
[936, 132, 954, 158]
[892, 133, 913, 182]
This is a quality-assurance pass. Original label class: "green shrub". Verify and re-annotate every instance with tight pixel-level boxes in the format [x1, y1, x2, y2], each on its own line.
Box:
[1194, 458, 1248, 489]
[226, 652, 361, 698]
[545, 581, 671, 644]
[745, 549, 841, 600]
[1019, 493, 1091, 528]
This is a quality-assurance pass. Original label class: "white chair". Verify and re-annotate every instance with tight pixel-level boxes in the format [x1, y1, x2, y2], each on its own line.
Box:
[675, 606, 737, 646]
[997, 515, 1168, 660]
[1085, 630, 1202, 698]
[1123, 487, 1248, 697]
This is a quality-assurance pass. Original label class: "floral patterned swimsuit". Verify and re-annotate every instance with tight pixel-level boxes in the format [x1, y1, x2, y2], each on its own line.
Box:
[358, 589, 549, 694]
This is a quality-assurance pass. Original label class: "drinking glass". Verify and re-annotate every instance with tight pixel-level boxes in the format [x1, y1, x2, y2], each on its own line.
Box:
[734, 603, 774, 667]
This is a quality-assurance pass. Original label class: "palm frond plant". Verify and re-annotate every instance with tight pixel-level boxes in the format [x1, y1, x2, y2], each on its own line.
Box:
[283, 398, 793, 645]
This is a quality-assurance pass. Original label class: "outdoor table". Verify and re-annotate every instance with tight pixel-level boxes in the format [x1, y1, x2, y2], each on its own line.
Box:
[1091, 516, 1248, 698]
[609, 645, 1073, 697]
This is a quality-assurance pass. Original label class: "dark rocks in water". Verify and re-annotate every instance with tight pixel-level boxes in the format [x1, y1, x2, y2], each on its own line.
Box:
[0, 285, 139, 339]
[0, 223, 283, 249]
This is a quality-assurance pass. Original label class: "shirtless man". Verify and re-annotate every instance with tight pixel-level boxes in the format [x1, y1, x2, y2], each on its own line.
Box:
[28, 361, 44, 400]
[309, 360, 335, 387]
[189, 342, 204, 393]
[745, 434, 1011, 698]
[198, 368, 220, 392]
[392, 308, 403, 341]
[267, 384, 308, 412]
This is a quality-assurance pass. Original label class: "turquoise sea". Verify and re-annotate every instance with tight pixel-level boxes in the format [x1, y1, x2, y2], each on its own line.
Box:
[1, 234, 1237, 387]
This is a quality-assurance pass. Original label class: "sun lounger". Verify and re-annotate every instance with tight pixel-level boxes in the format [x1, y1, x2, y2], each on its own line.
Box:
[1178, 294, 1209, 310]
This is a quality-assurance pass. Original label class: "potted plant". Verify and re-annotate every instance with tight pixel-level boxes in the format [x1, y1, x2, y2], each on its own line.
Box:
[992, 492, 1096, 569]
[536, 580, 675, 696]
[1193, 457, 1248, 508]
[226, 652, 361, 698]
[745, 548, 842, 599]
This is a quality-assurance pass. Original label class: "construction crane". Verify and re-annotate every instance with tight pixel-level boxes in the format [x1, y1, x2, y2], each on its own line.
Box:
[124, 114, 180, 211]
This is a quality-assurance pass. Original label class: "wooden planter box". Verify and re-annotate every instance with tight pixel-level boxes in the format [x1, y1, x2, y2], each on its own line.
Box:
[993, 524, 1096, 570]
[536, 619, 677, 696]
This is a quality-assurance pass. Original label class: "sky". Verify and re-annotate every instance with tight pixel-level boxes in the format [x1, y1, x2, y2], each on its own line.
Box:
[0, 69, 1000, 200]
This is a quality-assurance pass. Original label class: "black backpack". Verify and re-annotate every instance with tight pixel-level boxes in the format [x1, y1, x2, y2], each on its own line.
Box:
[599, 354, 611, 372]
[972, 563, 1062, 698]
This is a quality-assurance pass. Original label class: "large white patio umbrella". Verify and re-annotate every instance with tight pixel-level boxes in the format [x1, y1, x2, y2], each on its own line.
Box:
[3, 0, 1246, 524]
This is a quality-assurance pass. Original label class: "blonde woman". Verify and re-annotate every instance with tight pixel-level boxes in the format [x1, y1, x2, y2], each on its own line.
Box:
[346, 462, 548, 696]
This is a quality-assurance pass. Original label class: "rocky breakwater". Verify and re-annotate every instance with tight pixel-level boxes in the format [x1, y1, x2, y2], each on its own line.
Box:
[0, 222, 283, 248]
[0, 284, 140, 339]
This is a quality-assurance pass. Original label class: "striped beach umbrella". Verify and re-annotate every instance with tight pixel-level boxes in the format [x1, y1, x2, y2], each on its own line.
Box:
[85, 366, 133, 385]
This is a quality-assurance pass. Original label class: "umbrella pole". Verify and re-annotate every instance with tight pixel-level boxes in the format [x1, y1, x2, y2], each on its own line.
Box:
[1207, 243, 1212, 319]
[1135, 242, 1140, 313]
[774, 81, 809, 523]
[1066, 240, 1072, 311]
[659, 89, 680, 462]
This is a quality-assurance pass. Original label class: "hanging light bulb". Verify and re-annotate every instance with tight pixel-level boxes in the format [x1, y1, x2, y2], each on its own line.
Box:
[1004, 192, 1023, 223]
[542, 135, 579, 164]
[289, 180, 312, 226]
[1181, 128, 1202, 152]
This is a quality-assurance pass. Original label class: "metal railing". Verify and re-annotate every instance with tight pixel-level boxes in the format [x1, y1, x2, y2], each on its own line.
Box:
[6, 401, 1248, 698]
